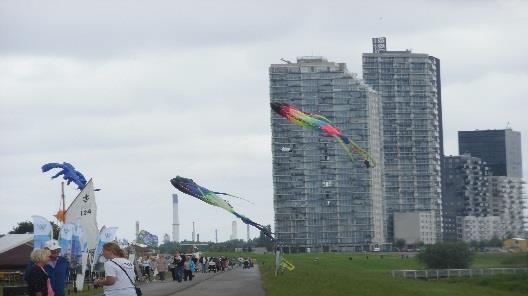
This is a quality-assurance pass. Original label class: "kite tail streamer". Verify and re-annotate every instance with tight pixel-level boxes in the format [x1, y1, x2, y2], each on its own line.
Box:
[334, 136, 377, 168]
[233, 212, 275, 241]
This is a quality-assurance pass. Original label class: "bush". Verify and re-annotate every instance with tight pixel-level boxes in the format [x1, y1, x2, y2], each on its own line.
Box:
[417, 243, 473, 269]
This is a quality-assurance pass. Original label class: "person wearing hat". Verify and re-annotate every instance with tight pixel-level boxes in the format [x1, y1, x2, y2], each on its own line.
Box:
[25, 240, 69, 296]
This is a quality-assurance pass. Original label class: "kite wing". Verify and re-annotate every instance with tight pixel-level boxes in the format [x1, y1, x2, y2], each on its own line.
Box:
[41, 163, 63, 173]
[307, 113, 332, 124]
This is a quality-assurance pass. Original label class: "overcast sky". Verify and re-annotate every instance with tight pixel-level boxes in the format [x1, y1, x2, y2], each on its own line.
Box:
[1, 0, 527, 242]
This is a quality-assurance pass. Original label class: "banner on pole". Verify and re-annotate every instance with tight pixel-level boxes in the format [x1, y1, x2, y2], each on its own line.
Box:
[32, 215, 53, 250]
[59, 223, 75, 258]
[91, 226, 118, 270]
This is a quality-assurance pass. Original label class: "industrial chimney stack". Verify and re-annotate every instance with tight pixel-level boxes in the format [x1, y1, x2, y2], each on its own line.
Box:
[135, 221, 139, 240]
[172, 194, 180, 242]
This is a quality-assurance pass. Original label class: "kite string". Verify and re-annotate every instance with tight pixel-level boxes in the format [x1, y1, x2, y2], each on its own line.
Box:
[214, 192, 255, 204]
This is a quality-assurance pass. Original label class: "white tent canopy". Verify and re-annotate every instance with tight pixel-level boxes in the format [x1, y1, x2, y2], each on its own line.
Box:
[0, 234, 33, 254]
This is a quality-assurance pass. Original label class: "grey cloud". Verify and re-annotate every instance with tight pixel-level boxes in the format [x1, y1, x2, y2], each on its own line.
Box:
[1, 0, 527, 240]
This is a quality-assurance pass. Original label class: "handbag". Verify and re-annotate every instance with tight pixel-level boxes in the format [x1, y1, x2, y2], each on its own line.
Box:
[40, 267, 55, 296]
[110, 260, 142, 296]
[47, 278, 55, 296]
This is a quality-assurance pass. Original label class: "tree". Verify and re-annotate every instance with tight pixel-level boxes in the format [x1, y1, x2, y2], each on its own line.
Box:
[394, 239, 406, 251]
[9, 221, 34, 234]
[9, 220, 60, 239]
[488, 237, 503, 248]
[255, 225, 274, 251]
[417, 243, 473, 269]
[158, 241, 180, 254]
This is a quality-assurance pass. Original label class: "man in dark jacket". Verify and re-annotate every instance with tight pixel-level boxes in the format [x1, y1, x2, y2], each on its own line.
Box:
[175, 251, 186, 282]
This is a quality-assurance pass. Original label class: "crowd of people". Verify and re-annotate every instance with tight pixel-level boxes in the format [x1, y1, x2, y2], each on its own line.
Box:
[23, 239, 254, 296]
[133, 251, 244, 283]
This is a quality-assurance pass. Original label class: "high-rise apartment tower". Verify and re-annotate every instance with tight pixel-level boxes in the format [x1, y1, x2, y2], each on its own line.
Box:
[441, 155, 491, 241]
[270, 56, 384, 252]
[362, 38, 443, 242]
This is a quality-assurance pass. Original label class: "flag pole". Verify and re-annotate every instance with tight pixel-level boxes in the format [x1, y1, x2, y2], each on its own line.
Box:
[61, 182, 65, 225]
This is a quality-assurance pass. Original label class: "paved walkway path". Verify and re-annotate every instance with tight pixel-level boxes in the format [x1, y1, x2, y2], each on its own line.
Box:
[138, 266, 266, 296]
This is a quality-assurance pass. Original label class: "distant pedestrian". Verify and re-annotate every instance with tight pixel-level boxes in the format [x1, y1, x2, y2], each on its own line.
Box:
[157, 255, 168, 281]
[141, 256, 152, 281]
[208, 258, 217, 273]
[174, 251, 185, 282]
[183, 256, 195, 281]
[199, 256, 207, 273]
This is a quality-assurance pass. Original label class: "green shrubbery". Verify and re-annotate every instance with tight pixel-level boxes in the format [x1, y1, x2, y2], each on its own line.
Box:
[417, 243, 473, 269]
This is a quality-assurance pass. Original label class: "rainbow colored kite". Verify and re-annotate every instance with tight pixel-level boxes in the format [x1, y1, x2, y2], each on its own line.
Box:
[271, 102, 376, 168]
[170, 176, 275, 241]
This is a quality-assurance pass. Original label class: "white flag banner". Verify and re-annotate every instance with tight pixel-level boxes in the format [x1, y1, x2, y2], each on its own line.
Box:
[71, 219, 83, 263]
[75, 251, 89, 291]
[65, 179, 98, 250]
[59, 223, 75, 258]
[32, 215, 52, 250]
[91, 226, 118, 270]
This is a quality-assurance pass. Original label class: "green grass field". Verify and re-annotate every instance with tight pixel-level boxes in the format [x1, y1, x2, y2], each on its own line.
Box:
[249, 252, 528, 296]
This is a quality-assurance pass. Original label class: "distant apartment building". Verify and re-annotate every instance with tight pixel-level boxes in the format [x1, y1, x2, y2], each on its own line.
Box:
[458, 129, 522, 178]
[489, 176, 525, 237]
[458, 129, 526, 238]
[442, 155, 491, 241]
[394, 211, 437, 245]
[457, 216, 504, 242]
[270, 56, 384, 252]
[362, 37, 443, 242]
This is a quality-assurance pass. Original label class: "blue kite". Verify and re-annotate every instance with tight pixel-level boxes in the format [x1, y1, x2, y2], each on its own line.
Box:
[41, 162, 89, 190]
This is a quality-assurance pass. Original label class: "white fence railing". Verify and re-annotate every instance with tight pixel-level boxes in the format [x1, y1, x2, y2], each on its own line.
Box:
[391, 268, 528, 279]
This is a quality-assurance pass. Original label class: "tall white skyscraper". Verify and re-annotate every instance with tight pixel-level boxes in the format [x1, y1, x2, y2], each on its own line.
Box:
[362, 38, 443, 242]
[270, 56, 384, 252]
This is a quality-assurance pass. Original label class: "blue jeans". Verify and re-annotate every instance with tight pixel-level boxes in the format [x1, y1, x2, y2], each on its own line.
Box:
[176, 266, 184, 282]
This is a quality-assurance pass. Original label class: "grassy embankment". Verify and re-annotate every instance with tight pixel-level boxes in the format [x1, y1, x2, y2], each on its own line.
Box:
[236, 251, 527, 296]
